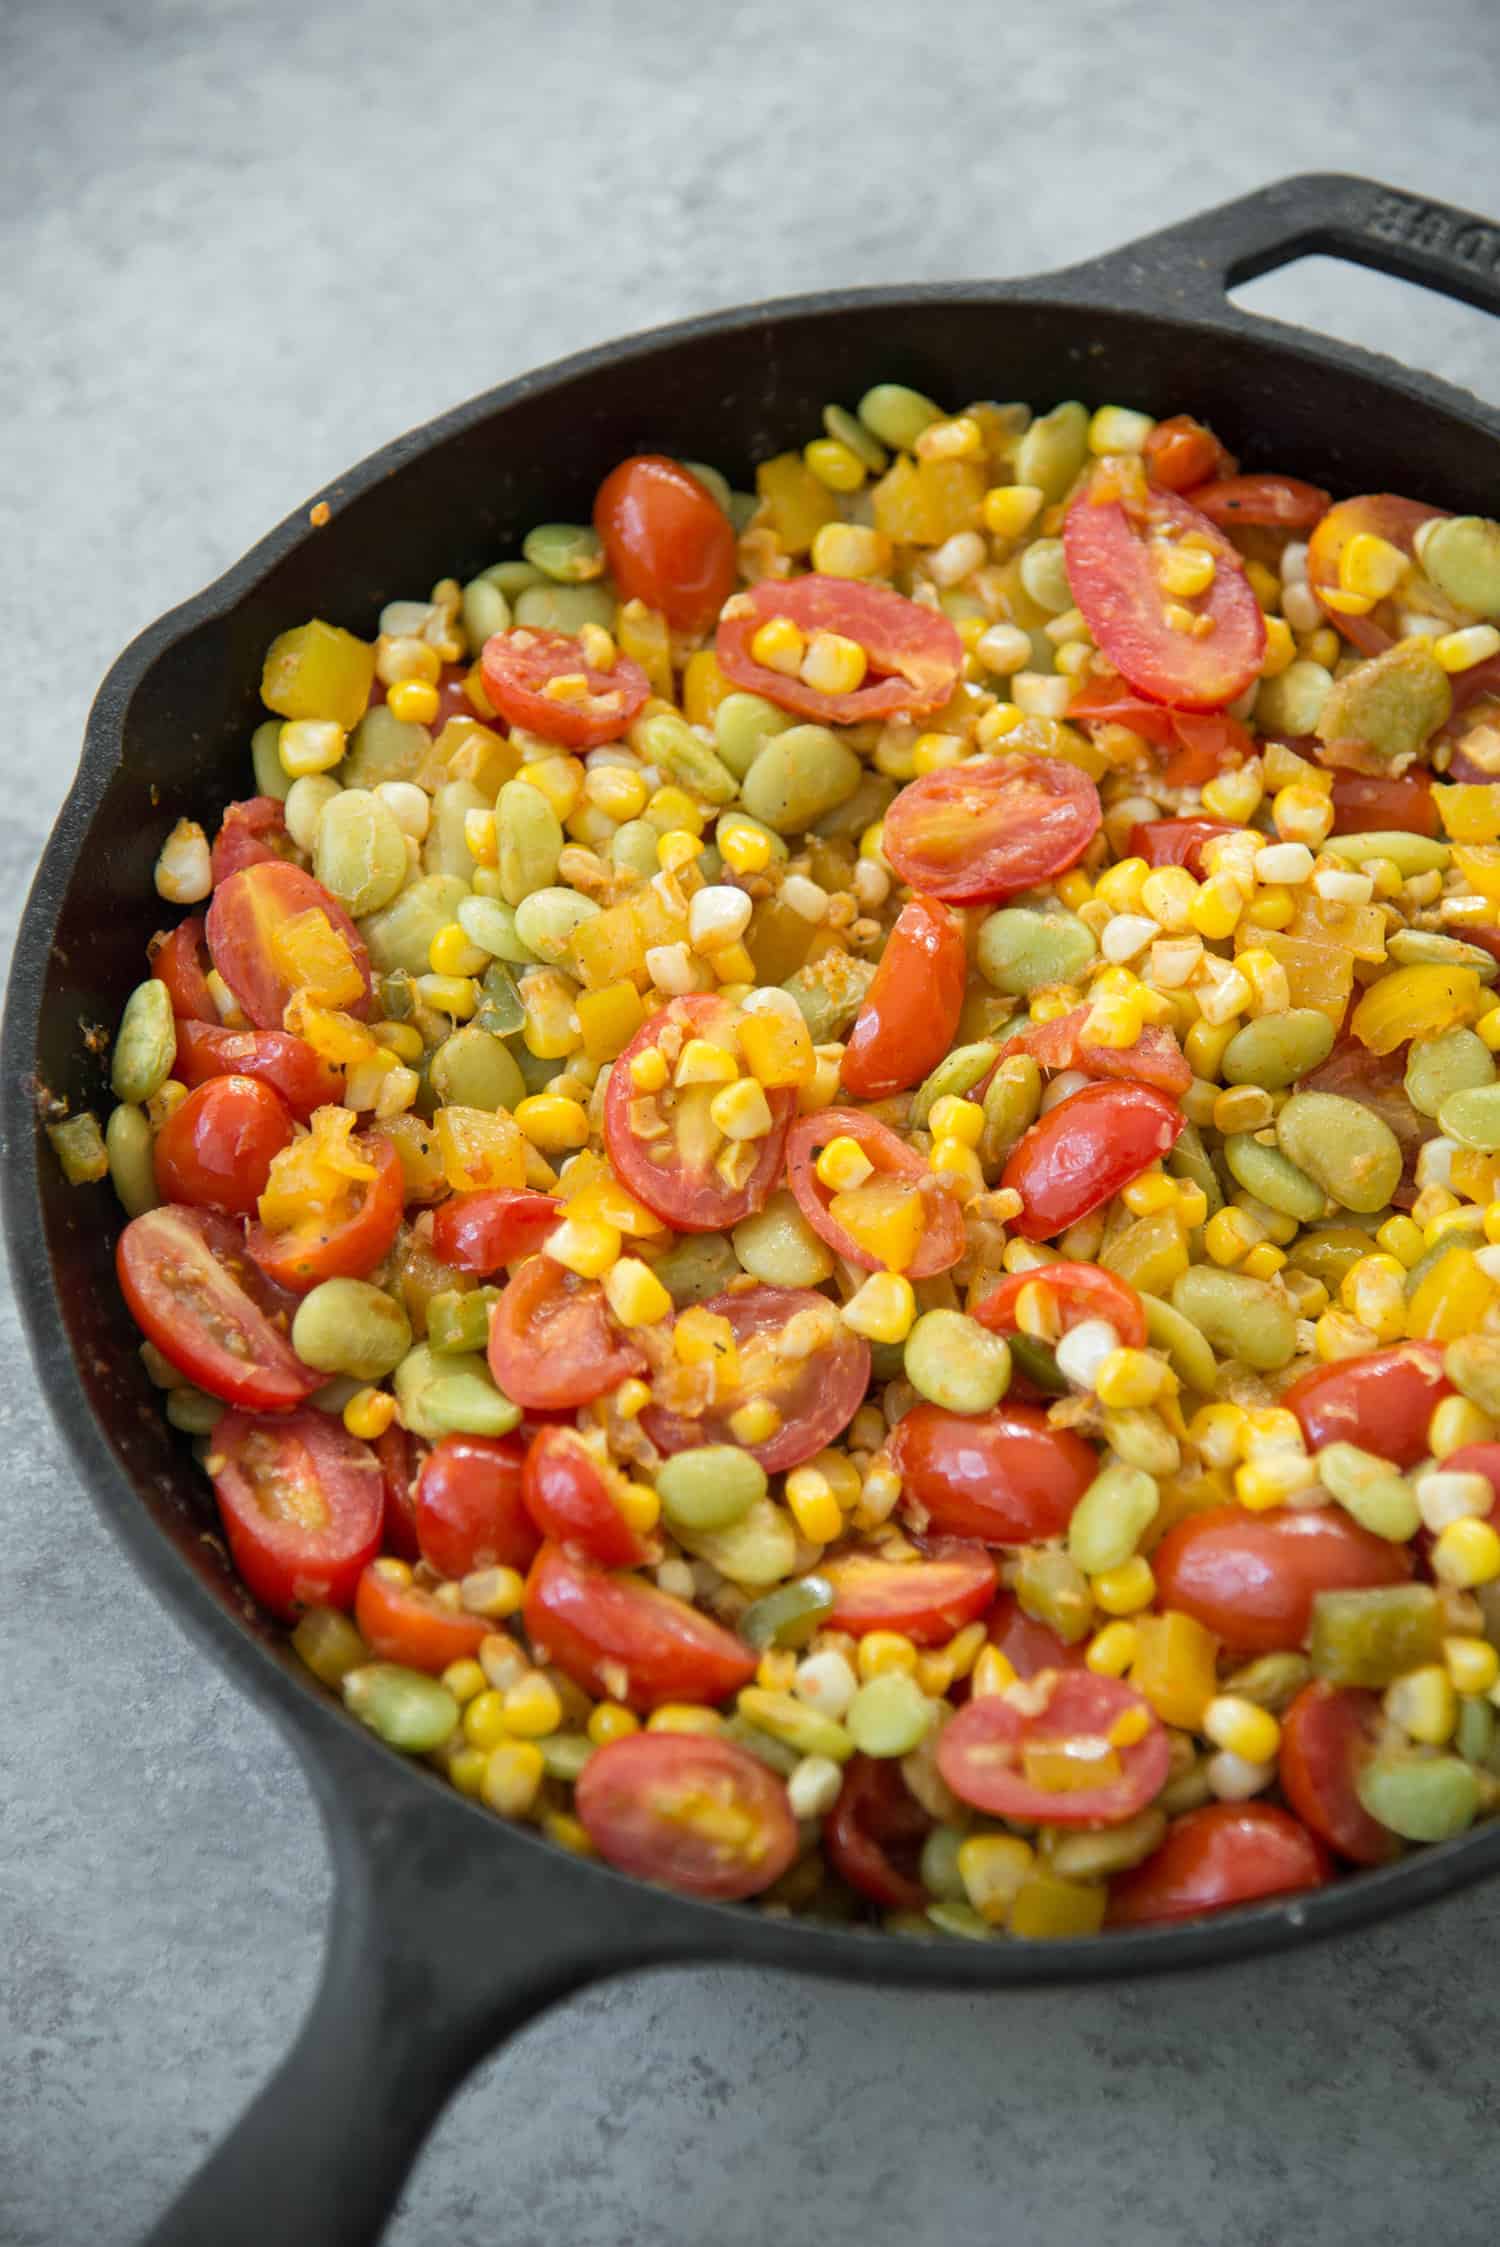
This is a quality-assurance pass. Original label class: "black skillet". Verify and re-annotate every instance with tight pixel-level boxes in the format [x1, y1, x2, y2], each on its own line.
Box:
[9, 171, 1500, 2247]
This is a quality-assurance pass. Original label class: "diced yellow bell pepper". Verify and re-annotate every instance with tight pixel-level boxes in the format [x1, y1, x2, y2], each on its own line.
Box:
[1008, 1866, 1108, 1940]
[1407, 1246, 1500, 1343]
[576, 979, 646, 1064]
[916, 457, 986, 540]
[1129, 1610, 1219, 1730]
[260, 619, 375, 732]
[282, 993, 380, 1068]
[570, 902, 649, 991]
[569, 1173, 666, 1238]
[756, 453, 839, 554]
[826, 1178, 924, 1270]
[1453, 844, 1500, 904]
[1233, 927, 1353, 1027]
[1351, 963, 1483, 1056]
[682, 649, 732, 727]
[739, 1008, 815, 1089]
[1435, 783, 1500, 844]
[440, 717, 519, 796]
[433, 1105, 527, 1194]
[1098, 1209, 1190, 1298]
[270, 910, 367, 1010]
[257, 1105, 376, 1235]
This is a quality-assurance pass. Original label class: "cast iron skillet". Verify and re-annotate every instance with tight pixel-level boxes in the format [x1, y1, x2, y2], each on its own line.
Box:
[9, 170, 1500, 2245]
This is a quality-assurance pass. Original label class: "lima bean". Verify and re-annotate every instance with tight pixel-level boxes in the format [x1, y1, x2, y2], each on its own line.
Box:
[1406, 1026, 1495, 1118]
[315, 787, 408, 915]
[857, 383, 942, 452]
[461, 575, 510, 653]
[251, 720, 291, 801]
[741, 725, 862, 832]
[513, 582, 616, 635]
[1013, 401, 1088, 502]
[980, 1053, 1042, 1165]
[394, 1343, 520, 1441]
[634, 708, 737, 805]
[1356, 1752, 1478, 1842]
[649, 1232, 741, 1305]
[732, 1191, 835, 1288]
[674, 1496, 799, 1586]
[514, 885, 600, 964]
[904, 1310, 1011, 1415]
[1223, 1133, 1326, 1224]
[430, 1025, 526, 1111]
[344, 1663, 459, 1753]
[1276, 1091, 1403, 1215]
[977, 908, 1096, 996]
[457, 893, 540, 965]
[783, 952, 877, 1042]
[1419, 514, 1500, 617]
[522, 522, 604, 583]
[341, 704, 435, 790]
[1220, 1009, 1334, 1089]
[292, 1279, 412, 1380]
[1437, 1080, 1500, 1152]
[497, 779, 564, 905]
[656, 1446, 767, 1531]
[714, 692, 794, 779]
[423, 778, 488, 881]
[111, 979, 176, 1103]
[1141, 1294, 1219, 1396]
[911, 1041, 999, 1129]
[1387, 929, 1498, 982]
[1170, 1266, 1297, 1371]
[106, 1102, 158, 1217]
[1066, 1461, 1160, 1576]
[362, 875, 470, 976]
[1322, 829, 1450, 877]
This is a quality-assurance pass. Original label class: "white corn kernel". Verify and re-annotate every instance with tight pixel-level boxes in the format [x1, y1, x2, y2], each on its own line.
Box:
[374, 781, 431, 840]
[787, 1754, 844, 1820]
[1011, 672, 1073, 719]
[927, 531, 987, 587]
[1415, 1469, 1497, 1533]
[1312, 867, 1374, 904]
[794, 1650, 858, 1719]
[1280, 540, 1310, 586]
[1206, 1751, 1276, 1801]
[645, 942, 695, 995]
[1281, 582, 1323, 634]
[1100, 913, 1160, 964]
[688, 884, 753, 952]
[780, 875, 829, 922]
[975, 622, 1034, 675]
[1254, 842, 1315, 885]
[154, 819, 212, 904]
[1054, 1319, 1121, 1392]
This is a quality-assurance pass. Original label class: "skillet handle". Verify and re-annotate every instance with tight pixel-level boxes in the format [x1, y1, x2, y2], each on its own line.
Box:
[141, 1707, 708, 2247]
[1060, 171, 1500, 322]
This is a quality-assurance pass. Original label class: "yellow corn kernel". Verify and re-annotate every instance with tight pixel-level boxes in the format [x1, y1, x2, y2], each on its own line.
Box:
[628, 1044, 670, 1094]
[568, 1172, 664, 1239]
[945, 1621, 989, 1679]
[728, 1397, 782, 1446]
[783, 1467, 843, 1546]
[441, 1658, 487, 1706]
[1093, 858, 1149, 913]
[1092, 1558, 1155, 1615]
[922, 1094, 981, 1149]
[614, 1377, 651, 1420]
[1104, 1705, 1150, 1751]
[1430, 1395, 1496, 1458]
[511, 1094, 590, 1154]
[1384, 1664, 1457, 1746]
[1182, 1016, 1233, 1078]
[1121, 1170, 1180, 1218]
[1130, 1610, 1219, 1728]
[680, 647, 731, 727]
[278, 719, 347, 778]
[1241, 1242, 1287, 1282]
[1157, 543, 1217, 599]
[1086, 1621, 1140, 1677]
[541, 1809, 595, 1855]
[1447, 1635, 1500, 1696]
[416, 972, 479, 1021]
[1339, 531, 1409, 599]
[739, 1009, 816, 1089]
[841, 1271, 917, 1345]
[482, 1739, 545, 1818]
[981, 483, 1046, 539]
[854, 1629, 919, 1680]
[519, 968, 583, 1059]
[930, 1138, 985, 1195]
[584, 762, 649, 821]
[673, 1306, 739, 1378]
[1009, 1866, 1108, 1940]
[674, 1036, 739, 1088]
[1140, 866, 1198, 931]
[957, 1834, 1035, 1925]
[502, 1672, 564, 1738]
[654, 828, 701, 875]
[1433, 1516, 1500, 1588]
[749, 615, 806, 675]
[1095, 1349, 1170, 1410]
[588, 1702, 640, 1746]
[970, 1645, 1020, 1698]
[1202, 764, 1266, 822]
[575, 980, 645, 1066]
[1236, 947, 1293, 1016]
[646, 1704, 725, 1737]
[463, 1689, 511, 1752]
[1204, 1207, 1262, 1267]
[1203, 1694, 1282, 1764]
[801, 630, 868, 696]
[544, 1216, 621, 1279]
[1029, 987, 1080, 1025]
[646, 784, 704, 835]
[1174, 1180, 1210, 1230]
[718, 820, 774, 876]
[1054, 869, 1093, 912]
[520, 756, 584, 821]
[713, 943, 756, 987]
[1082, 994, 1145, 1049]
[1258, 613, 1296, 679]
[1374, 1214, 1425, 1268]
[1189, 1402, 1249, 1469]
[602, 1257, 673, 1328]
[385, 676, 439, 725]
[433, 1104, 527, 1193]
[343, 1386, 396, 1441]
[704, 1079, 769, 1144]
[804, 436, 867, 492]
[1407, 1247, 1499, 1344]
[1338, 1253, 1408, 1345]
[1313, 1309, 1378, 1362]
[756, 1648, 798, 1692]
[810, 521, 892, 579]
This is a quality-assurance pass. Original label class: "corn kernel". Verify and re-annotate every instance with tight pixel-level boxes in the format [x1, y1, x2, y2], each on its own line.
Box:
[656, 827, 703, 874]
[852, 1628, 918, 1680]
[1240, 1242, 1287, 1282]
[728, 1397, 782, 1446]
[629, 1044, 670, 1093]
[1259, 613, 1296, 678]
[801, 629, 868, 696]
[841, 1271, 917, 1345]
[1157, 543, 1217, 599]
[1446, 1635, 1500, 1696]
[482, 1739, 545, 1817]
[749, 616, 806, 675]
[739, 1009, 816, 1088]
[1121, 1170, 1179, 1217]
[463, 1689, 511, 1752]
[816, 1135, 873, 1192]
[1384, 1664, 1457, 1746]
[544, 1216, 621, 1279]
[958, 1834, 1035, 1924]
[502, 1672, 564, 1738]
[1204, 1207, 1261, 1266]
[386, 676, 439, 724]
[441, 1658, 487, 1705]
[1107, 1704, 1152, 1749]
[588, 1702, 640, 1746]
[1092, 1557, 1155, 1614]
[1203, 1694, 1281, 1763]
[278, 719, 346, 778]
[674, 1036, 739, 1088]
[646, 1704, 724, 1736]
[923, 1094, 983, 1148]
[1430, 1395, 1496, 1457]
[970, 1645, 1019, 1698]
[709, 1077, 775, 1141]
[1086, 1621, 1140, 1677]
[1082, 994, 1145, 1049]
[804, 437, 867, 492]
[463, 808, 499, 866]
[1339, 532, 1408, 599]
[1095, 1349, 1169, 1410]
[718, 820, 774, 875]
[1433, 1516, 1500, 1588]
[981, 484, 1045, 539]
[602, 1257, 673, 1327]
[810, 521, 891, 579]
[513, 1093, 590, 1152]
[343, 1386, 396, 1440]
[783, 1467, 843, 1546]
[930, 1138, 985, 1195]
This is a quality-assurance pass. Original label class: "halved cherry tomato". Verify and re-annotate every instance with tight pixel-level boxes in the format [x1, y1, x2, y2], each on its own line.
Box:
[354, 1562, 490, 1673]
[206, 861, 373, 1030]
[1282, 1342, 1449, 1466]
[819, 1540, 997, 1645]
[210, 796, 297, 885]
[1329, 771, 1438, 837]
[1279, 1682, 1399, 1867]
[1129, 818, 1237, 876]
[523, 1542, 756, 1710]
[840, 896, 966, 1101]
[117, 1205, 320, 1411]
[890, 1402, 1097, 1545]
[479, 628, 651, 751]
[209, 1409, 384, 1619]
[716, 576, 963, 724]
[1001, 1081, 1185, 1241]
[987, 1591, 1089, 1679]
[881, 753, 1100, 904]
[975, 1263, 1147, 1349]
[153, 1076, 295, 1216]
[824, 1755, 931, 1912]
[575, 1731, 797, 1900]
[1151, 1505, 1411, 1654]
[1106, 1803, 1330, 1926]
[997, 1005, 1193, 1099]
[1182, 475, 1330, 532]
[414, 1432, 539, 1579]
[1064, 481, 1266, 711]
[487, 1254, 647, 1411]
[604, 994, 794, 1234]
[149, 915, 217, 1023]
[640, 1285, 870, 1475]
[1144, 415, 1237, 492]
[430, 1189, 562, 1273]
[593, 454, 738, 636]
[785, 1108, 966, 1279]
[937, 1671, 1169, 1826]
[173, 1019, 345, 1119]
[1068, 680, 1256, 788]
[246, 1128, 404, 1294]
[376, 1422, 422, 1560]
[1307, 493, 1447, 654]
[520, 1426, 649, 1568]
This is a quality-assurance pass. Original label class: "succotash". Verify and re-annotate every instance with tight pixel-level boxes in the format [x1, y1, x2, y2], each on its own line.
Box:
[54, 392, 1500, 1937]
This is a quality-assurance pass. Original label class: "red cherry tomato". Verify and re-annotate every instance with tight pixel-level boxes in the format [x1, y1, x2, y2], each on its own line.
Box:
[997, 1005, 1192, 1100]
[819, 1540, 997, 1645]
[354, 1563, 490, 1673]
[479, 628, 651, 751]
[938, 1671, 1169, 1826]
[1282, 1342, 1449, 1467]
[604, 994, 794, 1234]
[785, 1108, 966, 1279]
[890, 1402, 1097, 1546]
[1129, 818, 1237, 876]
[1307, 494, 1447, 655]
[1144, 415, 1237, 492]
[975, 1263, 1147, 1349]
[1151, 1505, 1411, 1654]
[209, 1409, 384, 1620]
[117, 1205, 321, 1412]
[881, 753, 1101, 905]
[1068, 680, 1256, 788]
[245, 1129, 405, 1295]
[206, 861, 373, 1030]
[1064, 481, 1266, 711]
[987, 1591, 1089, 1679]
[640, 1285, 870, 1475]
[149, 916, 217, 1023]
[1279, 1682, 1399, 1867]
[487, 1255, 647, 1412]
[376, 1422, 422, 1560]
[593, 455, 738, 636]
[824, 1756, 932, 1912]
[153, 1076, 295, 1216]
[575, 1732, 798, 1900]
[430, 1189, 562, 1274]
[520, 1426, 649, 1568]
[1106, 1803, 1330, 1926]
[1001, 1081, 1185, 1241]
[173, 1019, 344, 1120]
[1182, 475, 1330, 532]
[523, 1543, 756, 1711]
[210, 796, 297, 884]
[717, 575, 963, 725]
[840, 897, 966, 1101]
[414, 1432, 539, 1579]
[1329, 771, 1438, 837]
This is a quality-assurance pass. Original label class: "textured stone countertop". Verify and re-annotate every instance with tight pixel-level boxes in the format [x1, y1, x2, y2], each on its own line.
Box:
[6, 1, 1500, 2239]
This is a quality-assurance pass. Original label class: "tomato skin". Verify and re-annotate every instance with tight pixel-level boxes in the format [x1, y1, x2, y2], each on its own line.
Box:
[1144, 415, 1236, 492]
[414, 1432, 539, 1579]
[117, 1205, 321, 1412]
[523, 1543, 756, 1711]
[149, 916, 217, 1023]
[575, 1732, 798, 1900]
[153, 1076, 295, 1216]
[354, 1564, 490, 1673]
[840, 896, 966, 1100]
[376, 1422, 422, 1560]
[1151, 1505, 1411, 1655]
[1182, 475, 1330, 532]
[1106, 1803, 1330, 1927]
[819, 1540, 997, 1645]
[785, 1108, 966, 1279]
[1283, 1343, 1449, 1467]
[210, 1409, 384, 1620]
[246, 1130, 405, 1295]
[1129, 818, 1237, 877]
[1001, 1081, 1185, 1241]
[604, 995, 794, 1233]
[593, 455, 738, 636]
[716, 575, 963, 724]
[1064, 482, 1266, 711]
[487, 1255, 647, 1412]
[824, 1756, 931, 1912]
[939, 1671, 1169, 1826]
[1068, 681, 1255, 789]
[882, 753, 1101, 904]
[206, 861, 373, 1030]
[987, 1591, 1088, 1679]
[997, 1005, 1192, 1100]
[429, 1189, 562, 1274]
[1329, 771, 1438, 838]
[210, 796, 297, 884]
[975, 1263, 1147, 1349]
[520, 1427, 648, 1568]
[1279, 1683, 1399, 1867]
[891, 1402, 1096, 1545]
[479, 628, 651, 751]
[1307, 494, 1446, 655]
[174, 1019, 344, 1120]
[640, 1285, 870, 1475]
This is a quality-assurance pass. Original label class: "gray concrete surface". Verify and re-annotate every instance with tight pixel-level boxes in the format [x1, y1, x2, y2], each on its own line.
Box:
[5, 0, 1500, 2239]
